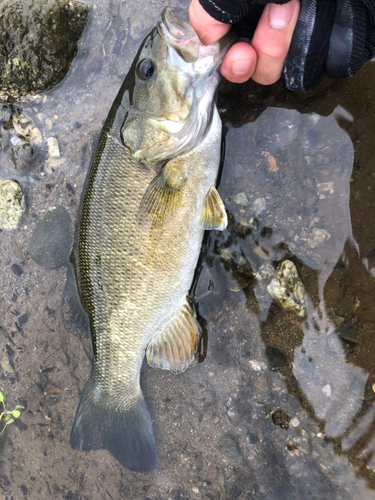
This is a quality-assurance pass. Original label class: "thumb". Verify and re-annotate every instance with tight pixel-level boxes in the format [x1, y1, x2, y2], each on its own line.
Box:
[189, 0, 231, 45]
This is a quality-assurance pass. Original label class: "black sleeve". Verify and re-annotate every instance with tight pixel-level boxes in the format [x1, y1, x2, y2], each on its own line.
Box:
[198, 0, 290, 25]
[283, 0, 375, 91]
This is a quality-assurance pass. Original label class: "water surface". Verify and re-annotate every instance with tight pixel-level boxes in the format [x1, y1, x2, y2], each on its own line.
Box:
[0, 1, 375, 498]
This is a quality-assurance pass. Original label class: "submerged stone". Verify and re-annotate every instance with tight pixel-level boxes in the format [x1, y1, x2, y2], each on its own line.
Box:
[9, 136, 34, 170]
[28, 206, 72, 269]
[130, 12, 154, 41]
[218, 437, 247, 466]
[0, 179, 26, 230]
[0, 0, 89, 103]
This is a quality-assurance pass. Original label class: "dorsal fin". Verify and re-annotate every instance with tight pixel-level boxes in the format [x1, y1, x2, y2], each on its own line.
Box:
[146, 298, 201, 374]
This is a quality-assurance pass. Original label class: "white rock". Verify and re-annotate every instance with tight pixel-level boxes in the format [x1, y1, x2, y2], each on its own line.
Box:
[47, 137, 60, 158]
[0, 179, 26, 230]
[290, 418, 300, 427]
[249, 360, 267, 372]
[322, 384, 332, 397]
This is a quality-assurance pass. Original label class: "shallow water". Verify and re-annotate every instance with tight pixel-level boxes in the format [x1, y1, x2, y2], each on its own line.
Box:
[0, 1, 375, 499]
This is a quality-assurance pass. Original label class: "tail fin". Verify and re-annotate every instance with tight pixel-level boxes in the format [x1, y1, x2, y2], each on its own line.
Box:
[70, 376, 156, 472]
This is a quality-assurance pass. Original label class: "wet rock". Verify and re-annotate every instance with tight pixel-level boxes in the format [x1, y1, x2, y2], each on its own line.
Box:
[9, 136, 34, 170]
[11, 263, 24, 277]
[0, 351, 14, 374]
[327, 308, 345, 329]
[234, 192, 249, 206]
[0, 179, 26, 230]
[45, 156, 64, 174]
[0, 104, 12, 123]
[233, 162, 244, 178]
[28, 206, 72, 269]
[267, 260, 306, 318]
[290, 417, 300, 427]
[0, 125, 10, 149]
[13, 111, 42, 146]
[249, 360, 267, 372]
[307, 228, 331, 248]
[248, 432, 259, 444]
[249, 217, 259, 230]
[255, 263, 274, 281]
[0, 0, 89, 103]
[47, 137, 60, 158]
[337, 322, 359, 344]
[254, 375, 268, 391]
[45, 136, 63, 173]
[218, 437, 247, 466]
[130, 12, 154, 41]
[253, 197, 266, 215]
[322, 384, 332, 397]
[220, 248, 233, 261]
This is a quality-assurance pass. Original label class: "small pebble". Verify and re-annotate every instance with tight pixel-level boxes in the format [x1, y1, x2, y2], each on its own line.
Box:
[254, 375, 268, 391]
[13, 111, 42, 146]
[0, 179, 26, 230]
[290, 417, 300, 427]
[308, 228, 331, 248]
[45, 117, 55, 130]
[220, 248, 232, 261]
[47, 137, 60, 158]
[253, 197, 266, 215]
[234, 192, 249, 206]
[249, 360, 267, 372]
[322, 384, 332, 397]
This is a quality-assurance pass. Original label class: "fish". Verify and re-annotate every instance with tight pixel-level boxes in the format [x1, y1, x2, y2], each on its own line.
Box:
[70, 7, 231, 472]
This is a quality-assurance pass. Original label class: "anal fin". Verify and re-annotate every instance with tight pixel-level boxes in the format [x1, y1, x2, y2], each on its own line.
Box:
[199, 186, 227, 231]
[146, 299, 201, 374]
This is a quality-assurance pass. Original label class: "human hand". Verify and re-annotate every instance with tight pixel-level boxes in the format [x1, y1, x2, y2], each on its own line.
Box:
[189, 0, 300, 85]
[189, 0, 375, 91]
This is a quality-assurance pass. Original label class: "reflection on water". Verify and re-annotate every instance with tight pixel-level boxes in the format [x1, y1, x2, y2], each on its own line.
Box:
[294, 296, 367, 438]
[0, 1, 374, 498]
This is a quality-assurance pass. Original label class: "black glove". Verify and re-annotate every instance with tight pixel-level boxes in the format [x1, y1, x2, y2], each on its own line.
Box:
[283, 0, 375, 90]
[198, 0, 375, 91]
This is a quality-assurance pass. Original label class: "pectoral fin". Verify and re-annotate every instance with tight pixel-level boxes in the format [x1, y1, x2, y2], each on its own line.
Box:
[199, 186, 227, 231]
[146, 299, 201, 374]
[139, 159, 187, 222]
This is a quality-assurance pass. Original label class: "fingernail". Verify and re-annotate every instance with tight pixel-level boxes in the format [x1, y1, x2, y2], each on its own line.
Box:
[269, 0, 296, 29]
[231, 59, 254, 75]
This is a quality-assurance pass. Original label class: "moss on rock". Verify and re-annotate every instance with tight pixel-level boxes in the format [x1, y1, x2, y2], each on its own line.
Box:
[0, 0, 89, 103]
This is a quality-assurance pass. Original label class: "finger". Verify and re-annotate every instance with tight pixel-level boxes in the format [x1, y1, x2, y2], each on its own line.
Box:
[251, 0, 300, 85]
[220, 42, 258, 83]
[189, 0, 230, 45]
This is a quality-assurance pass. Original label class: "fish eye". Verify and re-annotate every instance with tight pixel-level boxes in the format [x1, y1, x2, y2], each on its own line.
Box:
[137, 59, 155, 81]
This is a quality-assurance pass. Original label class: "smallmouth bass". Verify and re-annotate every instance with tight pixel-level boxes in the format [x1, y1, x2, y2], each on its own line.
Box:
[70, 8, 231, 472]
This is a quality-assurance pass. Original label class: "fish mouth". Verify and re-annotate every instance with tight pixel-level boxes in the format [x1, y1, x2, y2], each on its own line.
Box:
[160, 7, 233, 65]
